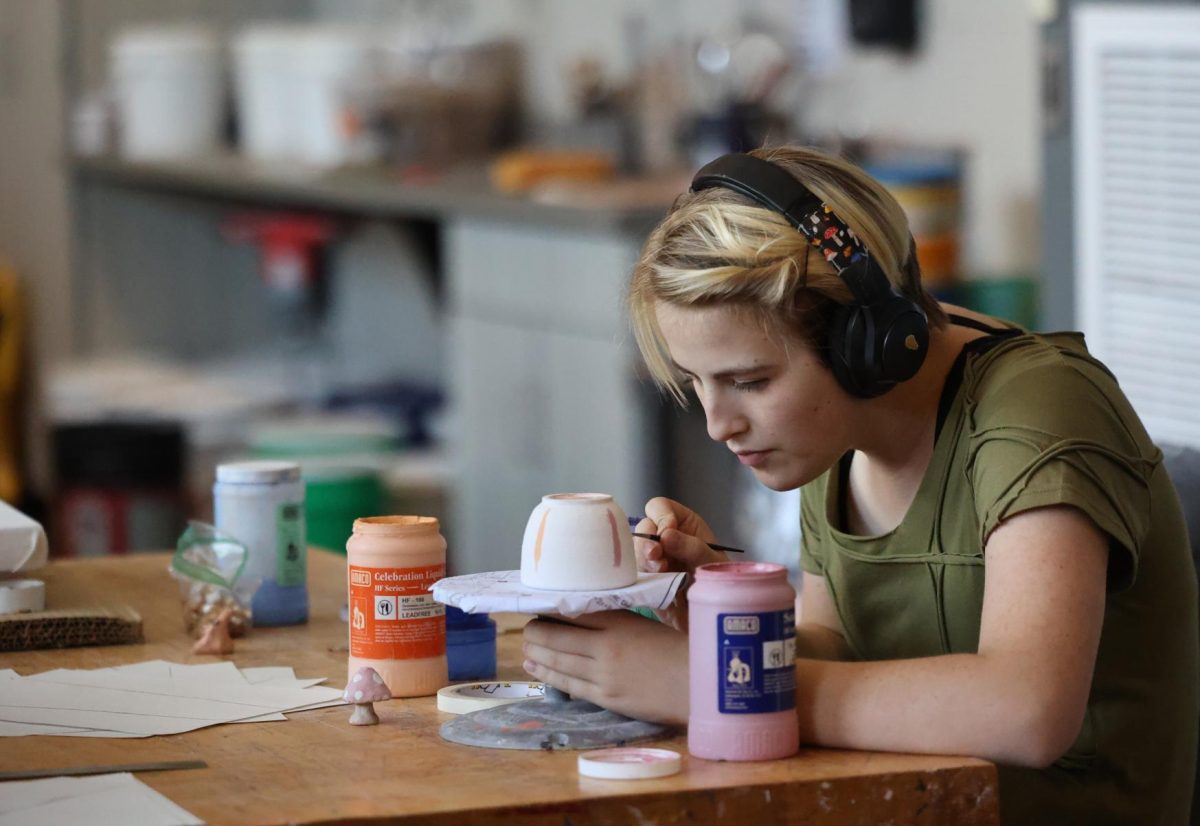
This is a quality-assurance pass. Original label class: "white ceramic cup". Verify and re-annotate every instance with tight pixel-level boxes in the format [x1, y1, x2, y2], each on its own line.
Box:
[519, 493, 637, 591]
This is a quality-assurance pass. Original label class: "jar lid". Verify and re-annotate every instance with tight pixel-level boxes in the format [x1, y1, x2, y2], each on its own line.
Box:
[216, 460, 301, 484]
[694, 561, 788, 581]
[445, 604, 490, 629]
[577, 747, 682, 780]
[351, 515, 440, 536]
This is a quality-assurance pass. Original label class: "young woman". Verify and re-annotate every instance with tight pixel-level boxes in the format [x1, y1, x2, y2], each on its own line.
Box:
[520, 145, 1198, 824]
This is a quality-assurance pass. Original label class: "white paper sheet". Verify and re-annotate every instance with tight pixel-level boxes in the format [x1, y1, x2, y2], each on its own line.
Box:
[431, 569, 688, 617]
[0, 661, 344, 738]
[0, 772, 202, 826]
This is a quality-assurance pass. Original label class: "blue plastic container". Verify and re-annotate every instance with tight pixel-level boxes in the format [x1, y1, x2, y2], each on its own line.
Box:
[446, 605, 497, 680]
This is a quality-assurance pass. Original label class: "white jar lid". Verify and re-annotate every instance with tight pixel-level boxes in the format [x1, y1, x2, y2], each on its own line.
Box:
[216, 460, 301, 484]
[0, 579, 45, 614]
[577, 747, 682, 780]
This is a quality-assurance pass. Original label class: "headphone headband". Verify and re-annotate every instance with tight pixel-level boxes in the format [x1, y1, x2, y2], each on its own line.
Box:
[691, 154, 885, 305]
[687, 152, 929, 398]
[692, 154, 824, 229]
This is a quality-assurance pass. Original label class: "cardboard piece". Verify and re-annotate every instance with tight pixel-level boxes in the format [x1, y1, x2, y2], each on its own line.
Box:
[0, 604, 143, 652]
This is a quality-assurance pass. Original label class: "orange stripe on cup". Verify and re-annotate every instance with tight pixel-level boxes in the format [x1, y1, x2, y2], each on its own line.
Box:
[534, 510, 550, 569]
[607, 509, 620, 567]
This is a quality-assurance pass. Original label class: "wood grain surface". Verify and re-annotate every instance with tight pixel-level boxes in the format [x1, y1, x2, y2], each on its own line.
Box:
[0, 552, 1000, 825]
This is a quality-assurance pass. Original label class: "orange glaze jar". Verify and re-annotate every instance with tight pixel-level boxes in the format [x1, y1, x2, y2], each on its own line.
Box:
[346, 516, 448, 697]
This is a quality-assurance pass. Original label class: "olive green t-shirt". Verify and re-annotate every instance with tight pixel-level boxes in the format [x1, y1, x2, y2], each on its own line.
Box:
[800, 330, 1198, 825]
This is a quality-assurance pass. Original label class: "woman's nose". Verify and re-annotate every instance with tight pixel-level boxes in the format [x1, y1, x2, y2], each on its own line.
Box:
[701, 393, 746, 444]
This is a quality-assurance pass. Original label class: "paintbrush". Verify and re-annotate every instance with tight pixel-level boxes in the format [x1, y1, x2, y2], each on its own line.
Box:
[627, 517, 745, 554]
[630, 532, 746, 554]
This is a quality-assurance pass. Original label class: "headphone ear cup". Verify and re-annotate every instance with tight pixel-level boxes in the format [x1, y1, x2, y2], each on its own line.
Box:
[827, 303, 875, 398]
[876, 301, 929, 383]
[829, 297, 928, 398]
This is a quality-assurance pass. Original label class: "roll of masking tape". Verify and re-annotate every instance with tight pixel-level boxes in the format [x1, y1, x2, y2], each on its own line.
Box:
[0, 579, 45, 614]
[436, 681, 545, 715]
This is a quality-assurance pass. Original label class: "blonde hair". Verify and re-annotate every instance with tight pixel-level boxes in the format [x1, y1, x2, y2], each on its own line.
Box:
[628, 145, 948, 402]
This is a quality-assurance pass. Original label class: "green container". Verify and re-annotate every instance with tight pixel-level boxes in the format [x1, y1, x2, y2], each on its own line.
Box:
[949, 277, 1040, 331]
[304, 467, 385, 554]
[249, 418, 398, 555]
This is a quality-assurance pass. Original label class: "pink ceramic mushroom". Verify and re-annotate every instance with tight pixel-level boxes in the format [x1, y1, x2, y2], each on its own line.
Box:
[344, 666, 391, 725]
[192, 607, 235, 655]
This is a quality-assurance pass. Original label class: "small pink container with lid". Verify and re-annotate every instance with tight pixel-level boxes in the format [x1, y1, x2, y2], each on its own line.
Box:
[688, 561, 799, 761]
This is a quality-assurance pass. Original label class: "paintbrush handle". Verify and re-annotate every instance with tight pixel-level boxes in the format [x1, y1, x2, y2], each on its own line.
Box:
[630, 531, 745, 554]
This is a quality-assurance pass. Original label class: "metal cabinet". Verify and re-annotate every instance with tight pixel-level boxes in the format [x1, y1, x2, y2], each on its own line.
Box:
[445, 217, 658, 573]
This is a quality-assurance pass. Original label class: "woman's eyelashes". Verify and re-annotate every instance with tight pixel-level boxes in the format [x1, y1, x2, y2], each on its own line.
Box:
[678, 374, 767, 393]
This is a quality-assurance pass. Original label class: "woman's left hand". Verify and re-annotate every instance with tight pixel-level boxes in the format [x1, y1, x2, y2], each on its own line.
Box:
[522, 611, 688, 726]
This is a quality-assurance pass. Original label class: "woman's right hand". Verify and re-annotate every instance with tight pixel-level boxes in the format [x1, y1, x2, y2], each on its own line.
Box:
[633, 496, 727, 577]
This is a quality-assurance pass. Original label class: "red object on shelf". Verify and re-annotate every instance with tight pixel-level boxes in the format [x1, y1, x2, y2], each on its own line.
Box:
[223, 214, 338, 294]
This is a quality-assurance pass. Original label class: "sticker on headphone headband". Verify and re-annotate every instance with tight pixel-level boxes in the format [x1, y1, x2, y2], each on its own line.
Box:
[802, 206, 867, 272]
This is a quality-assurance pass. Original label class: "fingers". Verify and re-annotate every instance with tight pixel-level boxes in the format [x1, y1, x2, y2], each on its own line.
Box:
[522, 656, 596, 703]
[522, 639, 598, 685]
[644, 497, 716, 543]
[523, 617, 598, 655]
[644, 497, 681, 532]
[658, 527, 719, 568]
[634, 516, 667, 572]
[639, 498, 710, 573]
[522, 613, 646, 702]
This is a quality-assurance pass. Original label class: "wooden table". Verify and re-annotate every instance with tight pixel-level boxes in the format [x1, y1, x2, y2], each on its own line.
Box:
[0, 552, 1000, 825]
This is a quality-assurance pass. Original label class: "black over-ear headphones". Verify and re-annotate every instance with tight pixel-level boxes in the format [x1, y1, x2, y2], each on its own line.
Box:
[691, 153, 929, 398]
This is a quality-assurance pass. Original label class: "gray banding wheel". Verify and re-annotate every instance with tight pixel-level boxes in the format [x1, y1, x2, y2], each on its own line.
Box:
[431, 579, 688, 751]
[439, 685, 671, 750]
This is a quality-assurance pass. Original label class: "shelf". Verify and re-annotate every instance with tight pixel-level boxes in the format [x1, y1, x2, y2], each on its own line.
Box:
[71, 154, 672, 235]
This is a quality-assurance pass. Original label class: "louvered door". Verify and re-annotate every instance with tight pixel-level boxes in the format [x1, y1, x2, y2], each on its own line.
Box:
[1073, 4, 1200, 449]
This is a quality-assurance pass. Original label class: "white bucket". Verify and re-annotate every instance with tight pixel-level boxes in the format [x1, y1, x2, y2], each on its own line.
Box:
[233, 25, 373, 167]
[110, 26, 222, 160]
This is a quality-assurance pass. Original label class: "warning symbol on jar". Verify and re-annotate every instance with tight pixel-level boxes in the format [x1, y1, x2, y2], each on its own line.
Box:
[374, 595, 398, 621]
[762, 639, 795, 669]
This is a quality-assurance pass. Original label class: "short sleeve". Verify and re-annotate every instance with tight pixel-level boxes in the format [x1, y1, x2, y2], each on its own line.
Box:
[965, 356, 1159, 592]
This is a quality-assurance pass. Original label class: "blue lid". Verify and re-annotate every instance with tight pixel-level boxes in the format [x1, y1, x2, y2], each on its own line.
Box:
[446, 604, 490, 629]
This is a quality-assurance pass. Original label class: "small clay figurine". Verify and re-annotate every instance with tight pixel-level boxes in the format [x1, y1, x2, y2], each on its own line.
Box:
[192, 607, 235, 655]
[344, 666, 392, 725]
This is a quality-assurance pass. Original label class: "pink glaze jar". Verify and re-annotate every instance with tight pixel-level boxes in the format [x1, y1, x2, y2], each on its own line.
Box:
[688, 562, 799, 761]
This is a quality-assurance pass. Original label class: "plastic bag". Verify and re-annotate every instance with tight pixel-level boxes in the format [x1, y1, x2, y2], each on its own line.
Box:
[170, 521, 259, 637]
